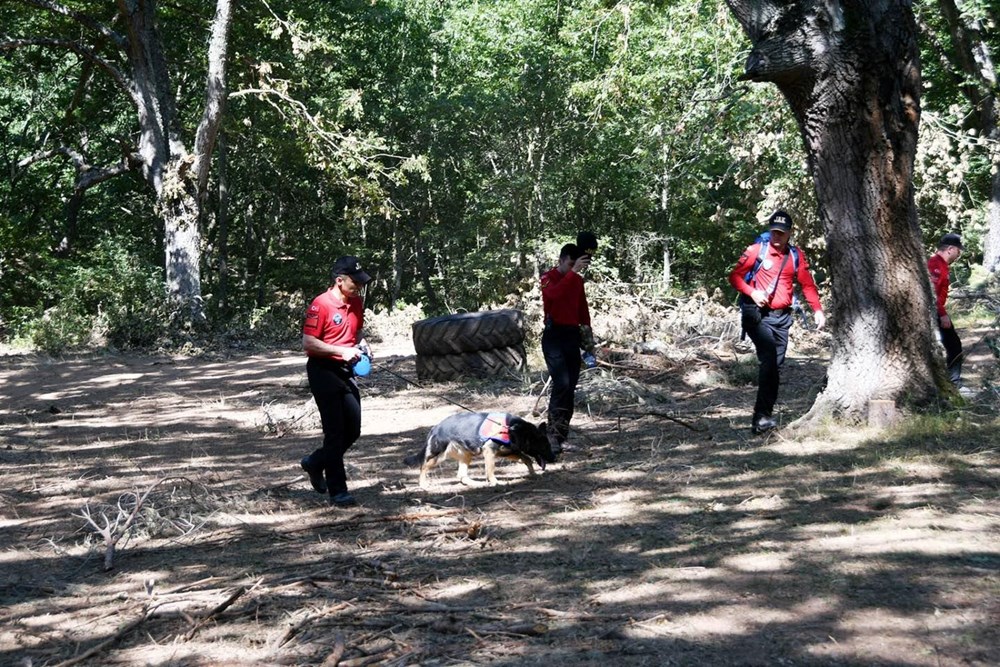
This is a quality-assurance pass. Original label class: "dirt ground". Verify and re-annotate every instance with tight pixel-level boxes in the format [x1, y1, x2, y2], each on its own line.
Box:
[1, 329, 998, 667]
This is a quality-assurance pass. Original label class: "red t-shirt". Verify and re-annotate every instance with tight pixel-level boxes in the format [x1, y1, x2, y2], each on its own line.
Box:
[728, 242, 823, 312]
[927, 253, 950, 317]
[302, 289, 364, 359]
[541, 267, 591, 327]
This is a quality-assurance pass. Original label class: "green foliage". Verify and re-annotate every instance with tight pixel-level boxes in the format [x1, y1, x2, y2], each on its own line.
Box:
[12, 238, 166, 353]
[1, 0, 996, 352]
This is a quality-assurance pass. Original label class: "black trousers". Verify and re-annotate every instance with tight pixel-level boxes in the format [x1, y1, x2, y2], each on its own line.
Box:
[938, 320, 964, 384]
[742, 306, 792, 419]
[306, 358, 361, 496]
[542, 324, 581, 444]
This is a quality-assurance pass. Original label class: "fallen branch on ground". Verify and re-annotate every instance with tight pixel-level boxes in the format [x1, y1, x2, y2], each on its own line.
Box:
[320, 634, 346, 666]
[183, 581, 257, 640]
[284, 508, 464, 534]
[614, 406, 706, 431]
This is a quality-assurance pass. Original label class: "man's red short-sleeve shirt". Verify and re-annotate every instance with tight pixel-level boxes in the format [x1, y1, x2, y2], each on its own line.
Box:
[303, 289, 364, 358]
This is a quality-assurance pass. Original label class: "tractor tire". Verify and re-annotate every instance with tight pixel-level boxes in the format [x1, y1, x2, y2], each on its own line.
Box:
[415, 344, 527, 382]
[411, 309, 524, 356]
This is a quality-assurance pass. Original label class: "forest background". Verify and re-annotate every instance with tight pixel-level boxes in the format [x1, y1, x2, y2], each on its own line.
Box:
[1, 0, 997, 353]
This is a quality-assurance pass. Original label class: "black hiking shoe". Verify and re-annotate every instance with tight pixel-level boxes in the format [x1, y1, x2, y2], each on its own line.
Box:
[751, 415, 777, 436]
[300, 456, 327, 494]
[329, 491, 358, 508]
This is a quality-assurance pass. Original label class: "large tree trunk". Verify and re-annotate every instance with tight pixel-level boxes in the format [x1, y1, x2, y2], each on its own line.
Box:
[726, 1, 943, 422]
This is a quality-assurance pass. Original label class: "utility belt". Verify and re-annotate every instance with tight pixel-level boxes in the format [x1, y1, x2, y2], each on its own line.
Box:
[544, 321, 581, 331]
[307, 355, 355, 379]
[739, 296, 791, 340]
[738, 294, 790, 316]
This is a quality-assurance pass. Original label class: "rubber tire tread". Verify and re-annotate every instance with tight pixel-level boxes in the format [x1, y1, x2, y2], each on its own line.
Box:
[411, 309, 524, 356]
[415, 344, 527, 382]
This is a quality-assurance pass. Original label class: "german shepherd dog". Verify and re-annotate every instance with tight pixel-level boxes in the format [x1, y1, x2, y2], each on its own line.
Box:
[405, 412, 556, 488]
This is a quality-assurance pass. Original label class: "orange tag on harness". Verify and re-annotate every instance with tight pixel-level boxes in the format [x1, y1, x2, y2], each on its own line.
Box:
[478, 413, 510, 444]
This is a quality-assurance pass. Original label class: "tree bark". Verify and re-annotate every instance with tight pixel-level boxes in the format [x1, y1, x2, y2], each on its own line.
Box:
[216, 132, 231, 312]
[726, 1, 943, 422]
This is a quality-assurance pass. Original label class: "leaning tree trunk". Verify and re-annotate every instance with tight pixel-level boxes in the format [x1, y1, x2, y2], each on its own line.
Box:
[726, 1, 943, 422]
[120, 0, 232, 323]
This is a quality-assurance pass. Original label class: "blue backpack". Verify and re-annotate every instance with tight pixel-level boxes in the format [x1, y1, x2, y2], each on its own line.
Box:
[743, 230, 799, 287]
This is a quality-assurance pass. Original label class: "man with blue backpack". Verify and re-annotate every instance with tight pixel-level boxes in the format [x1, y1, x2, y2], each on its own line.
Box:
[729, 211, 826, 435]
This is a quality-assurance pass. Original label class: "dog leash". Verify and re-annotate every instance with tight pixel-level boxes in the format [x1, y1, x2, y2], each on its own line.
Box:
[373, 361, 507, 426]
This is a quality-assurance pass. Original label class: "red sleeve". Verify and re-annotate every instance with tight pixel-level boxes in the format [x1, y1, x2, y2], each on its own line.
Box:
[928, 256, 949, 316]
[579, 289, 591, 327]
[794, 250, 824, 312]
[728, 245, 758, 298]
[302, 296, 326, 338]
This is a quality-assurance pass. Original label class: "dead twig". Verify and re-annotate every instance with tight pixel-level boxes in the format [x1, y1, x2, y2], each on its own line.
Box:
[52, 609, 151, 667]
[338, 650, 392, 667]
[615, 406, 706, 431]
[76, 476, 187, 571]
[531, 375, 552, 417]
[183, 582, 255, 640]
[320, 634, 346, 666]
[415, 521, 482, 539]
[284, 508, 464, 534]
[273, 400, 317, 438]
[272, 603, 352, 651]
[430, 620, 548, 636]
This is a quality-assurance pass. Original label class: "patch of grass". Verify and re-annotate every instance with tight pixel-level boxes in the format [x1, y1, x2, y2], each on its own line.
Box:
[723, 355, 758, 386]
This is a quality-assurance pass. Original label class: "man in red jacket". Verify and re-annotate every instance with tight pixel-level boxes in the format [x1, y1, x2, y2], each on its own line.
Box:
[928, 233, 971, 396]
[729, 211, 826, 435]
[541, 238, 593, 454]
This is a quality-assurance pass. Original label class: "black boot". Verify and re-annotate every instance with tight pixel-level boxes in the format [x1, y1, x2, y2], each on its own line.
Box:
[300, 456, 327, 494]
[751, 415, 777, 435]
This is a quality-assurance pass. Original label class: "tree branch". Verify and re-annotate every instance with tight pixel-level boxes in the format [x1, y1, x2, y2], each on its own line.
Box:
[0, 37, 134, 103]
[18, 145, 139, 186]
[192, 0, 233, 195]
[17, 0, 127, 50]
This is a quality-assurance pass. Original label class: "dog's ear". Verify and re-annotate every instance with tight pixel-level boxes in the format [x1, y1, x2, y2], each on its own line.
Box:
[537, 421, 546, 432]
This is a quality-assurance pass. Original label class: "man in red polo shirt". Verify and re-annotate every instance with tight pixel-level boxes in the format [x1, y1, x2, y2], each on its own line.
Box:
[729, 211, 826, 435]
[928, 233, 972, 396]
[300, 256, 373, 507]
[541, 235, 595, 455]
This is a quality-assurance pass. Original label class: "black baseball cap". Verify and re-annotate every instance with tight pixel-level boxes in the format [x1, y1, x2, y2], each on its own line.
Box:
[576, 231, 598, 255]
[939, 233, 963, 250]
[331, 256, 371, 284]
[768, 210, 793, 233]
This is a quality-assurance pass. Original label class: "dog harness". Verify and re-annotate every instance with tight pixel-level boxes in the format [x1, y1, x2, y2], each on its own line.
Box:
[478, 413, 511, 444]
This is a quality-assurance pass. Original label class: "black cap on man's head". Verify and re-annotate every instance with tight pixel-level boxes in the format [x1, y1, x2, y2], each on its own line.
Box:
[939, 233, 963, 250]
[576, 231, 598, 255]
[768, 210, 793, 233]
[331, 256, 371, 284]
